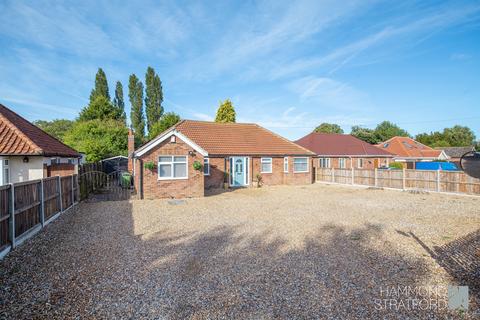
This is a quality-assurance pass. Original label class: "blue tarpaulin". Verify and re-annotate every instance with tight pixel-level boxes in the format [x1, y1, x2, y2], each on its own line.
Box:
[415, 162, 459, 171]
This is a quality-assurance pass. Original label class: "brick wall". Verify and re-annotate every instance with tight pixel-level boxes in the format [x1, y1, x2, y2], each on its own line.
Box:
[313, 157, 392, 170]
[251, 156, 312, 186]
[45, 164, 76, 177]
[136, 136, 204, 199]
[205, 157, 227, 189]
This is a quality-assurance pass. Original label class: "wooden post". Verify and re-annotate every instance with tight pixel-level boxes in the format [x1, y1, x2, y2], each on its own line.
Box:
[402, 168, 406, 190]
[9, 183, 15, 249]
[332, 168, 335, 183]
[351, 167, 354, 185]
[374, 168, 378, 187]
[40, 179, 45, 226]
[436, 170, 441, 192]
[71, 174, 74, 207]
[58, 176, 63, 212]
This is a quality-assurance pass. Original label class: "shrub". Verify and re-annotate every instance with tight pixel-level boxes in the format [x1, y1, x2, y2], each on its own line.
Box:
[192, 160, 202, 171]
[389, 162, 403, 169]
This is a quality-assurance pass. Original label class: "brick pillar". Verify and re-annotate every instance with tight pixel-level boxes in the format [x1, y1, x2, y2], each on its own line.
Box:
[128, 129, 135, 173]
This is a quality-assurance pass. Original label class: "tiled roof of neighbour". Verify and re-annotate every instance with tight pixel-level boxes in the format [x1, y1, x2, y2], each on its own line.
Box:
[434, 146, 475, 158]
[295, 132, 394, 157]
[0, 103, 79, 157]
[376, 136, 442, 158]
[173, 120, 314, 156]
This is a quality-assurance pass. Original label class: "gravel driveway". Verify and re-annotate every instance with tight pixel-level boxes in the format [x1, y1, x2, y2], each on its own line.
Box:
[1, 183, 479, 319]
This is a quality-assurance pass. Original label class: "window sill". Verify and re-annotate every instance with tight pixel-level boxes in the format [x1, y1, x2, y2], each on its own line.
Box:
[260, 171, 272, 174]
[158, 177, 188, 181]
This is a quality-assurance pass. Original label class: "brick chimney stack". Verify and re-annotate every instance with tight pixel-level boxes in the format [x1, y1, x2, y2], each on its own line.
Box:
[128, 129, 135, 173]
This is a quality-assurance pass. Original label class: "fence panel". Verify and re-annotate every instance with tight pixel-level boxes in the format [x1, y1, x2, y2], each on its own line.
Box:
[0, 185, 11, 251]
[405, 169, 437, 192]
[14, 180, 41, 238]
[61, 176, 73, 209]
[43, 177, 61, 220]
[334, 169, 351, 184]
[355, 169, 375, 186]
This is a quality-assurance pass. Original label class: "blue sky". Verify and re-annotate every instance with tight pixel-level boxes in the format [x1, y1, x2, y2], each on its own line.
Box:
[0, 0, 479, 140]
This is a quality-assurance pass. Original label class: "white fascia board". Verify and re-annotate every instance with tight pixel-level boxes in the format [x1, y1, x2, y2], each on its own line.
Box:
[134, 130, 208, 158]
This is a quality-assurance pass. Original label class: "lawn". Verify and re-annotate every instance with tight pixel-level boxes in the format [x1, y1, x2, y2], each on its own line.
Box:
[0, 184, 478, 319]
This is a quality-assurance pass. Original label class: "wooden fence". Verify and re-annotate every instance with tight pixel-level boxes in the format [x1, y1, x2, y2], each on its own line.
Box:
[0, 174, 79, 259]
[78, 162, 106, 200]
[315, 168, 480, 195]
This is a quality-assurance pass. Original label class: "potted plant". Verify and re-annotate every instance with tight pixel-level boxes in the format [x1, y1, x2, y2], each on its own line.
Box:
[144, 161, 155, 171]
[192, 160, 203, 171]
[254, 173, 263, 188]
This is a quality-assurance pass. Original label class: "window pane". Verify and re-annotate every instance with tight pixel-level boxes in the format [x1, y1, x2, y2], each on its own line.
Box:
[159, 156, 172, 163]
[4, 168, 10, 183]
[174, 156, 186, 162]
[174, 163, 187, 177]
[203, 159, 209, 174]
[261, 163, 271, 172]
[159, 164, 172, 177]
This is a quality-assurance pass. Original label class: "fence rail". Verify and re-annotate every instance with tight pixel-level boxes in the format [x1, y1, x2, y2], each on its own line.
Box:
[0, 174, 79, 259]
[315, 168, 480, 195]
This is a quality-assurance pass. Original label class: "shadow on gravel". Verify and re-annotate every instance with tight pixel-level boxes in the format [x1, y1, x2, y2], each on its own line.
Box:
[0, 200, 472, 319]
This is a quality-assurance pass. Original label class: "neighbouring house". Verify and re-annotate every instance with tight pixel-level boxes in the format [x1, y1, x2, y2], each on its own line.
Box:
[376, 136, 449, 169]
[434, 146, 475, 167]
[129, 120, 315, 199]
[0, 103, 80, 185]
[295, 133, 394, 170]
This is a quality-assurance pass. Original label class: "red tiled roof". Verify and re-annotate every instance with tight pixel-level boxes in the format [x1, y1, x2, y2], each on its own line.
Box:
[0, 103, 79, 157]
[375, 136, 442, 158]
[295, 133, 394, 157]
[173, 120, 314, 156]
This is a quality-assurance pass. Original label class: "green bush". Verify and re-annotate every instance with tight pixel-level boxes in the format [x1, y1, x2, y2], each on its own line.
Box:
[389, 162, 403, 169]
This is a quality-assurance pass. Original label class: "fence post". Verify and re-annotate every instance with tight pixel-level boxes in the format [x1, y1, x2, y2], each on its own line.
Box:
[351, 167, 354, 185]
[71, 174, 74, 206]
[374, 168, 378, 187]
[57, 176, 63, 212]
[40, 179, 45, 226]
[9, 183, 15, 249]
[402, 168, 406, 190]
[436, 170, 440, 192]
[332, 168, 335, 183]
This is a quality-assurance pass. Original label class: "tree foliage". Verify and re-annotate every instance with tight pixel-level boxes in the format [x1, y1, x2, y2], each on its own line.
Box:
[350, 126, 379, 144]
[313, 123, 344, 134]
[89, 68, 110, 103]
[374, 121, 410, 142]
[415, 125, 476, 147]
[148, 112, 181, 139]
[129, 74, 145, 143]
[64, 119, 128, 162]
[33, 119, 74, 142]
[145, 67, 164, 132]
[113, 81, 126, 124]
[78, 95, 124, 122]
[215, 99, 236, 123]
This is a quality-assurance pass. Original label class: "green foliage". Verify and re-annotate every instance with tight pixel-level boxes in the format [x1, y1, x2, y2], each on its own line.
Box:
[145, 67, 164, 132]
[192, 160, 202, 171]
[113, 81, 126, 124]
[389, 162, 403, 169]
[64, 119, 128, 162]
[89, 68, 110, 103]
[374, 121, 410, 142]
[148, 112, 181, 140]
[33, 119, 74, 141]
[78, 96, 124, 122]
[350, 126, 380, 144]
[144, 161, 155, 170]
[415, 125, 476, 148]
[215, 99, 236, 123]
[314, 123, 344, 134]
[129, 74, 145, 143]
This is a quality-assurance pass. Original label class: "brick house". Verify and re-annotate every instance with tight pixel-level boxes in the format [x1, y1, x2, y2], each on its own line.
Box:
[295, 132, 394, 170]
[130, 120, 315, 199]
[0, 103, 80, 185]
[376, 136, 449, 169]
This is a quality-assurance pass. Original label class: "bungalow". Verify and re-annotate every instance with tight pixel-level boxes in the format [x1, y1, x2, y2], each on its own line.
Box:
[376, 136, 449, 169]
[129, 120, 315, 199]
[434, 146, 475, 167]
[295, 132, 394, 170]
[0, 103, 80, 185]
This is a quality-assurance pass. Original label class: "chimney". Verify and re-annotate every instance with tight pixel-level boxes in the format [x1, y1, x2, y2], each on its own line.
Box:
[128, 129, 135, 173]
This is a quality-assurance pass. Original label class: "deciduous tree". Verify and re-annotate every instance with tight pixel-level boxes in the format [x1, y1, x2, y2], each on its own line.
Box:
[314, 123, 344, 134]
[145, 67, 163, 132]
[129, 74, 145, 143]
[148, 112, 181, 139]
[89, 68, 110, 103]
[33, 119, 74, 142]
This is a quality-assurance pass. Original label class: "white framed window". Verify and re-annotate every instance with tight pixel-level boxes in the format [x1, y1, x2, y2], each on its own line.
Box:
[261, 157, 272, 173]
[203, 158, 210, 175]
[283, 157, 289, 173]
[2, 159, 10, 185]
[293, 157, 309, 173]
[158, 155, 187, 180]
[358, 158, 363, 168]
[338, 158, 346, 169]
[319, 157, 330, 168]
